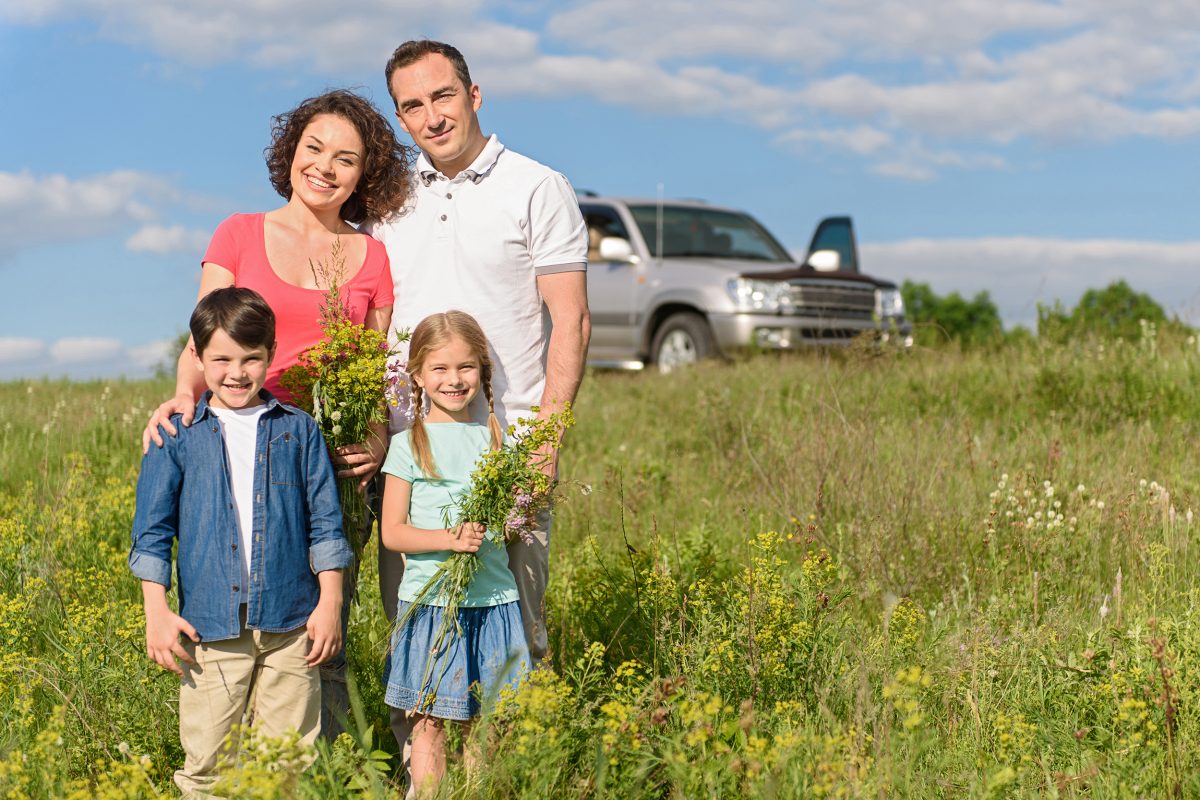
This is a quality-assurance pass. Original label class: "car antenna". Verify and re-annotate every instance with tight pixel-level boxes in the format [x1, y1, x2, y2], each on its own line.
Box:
[656, 182, 664, 266]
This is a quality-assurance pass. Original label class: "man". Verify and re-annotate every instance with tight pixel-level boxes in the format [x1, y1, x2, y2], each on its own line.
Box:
[365, 37, 590, 747]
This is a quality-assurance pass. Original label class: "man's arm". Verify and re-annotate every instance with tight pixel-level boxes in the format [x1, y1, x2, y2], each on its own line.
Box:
[536, 270, 590, 419]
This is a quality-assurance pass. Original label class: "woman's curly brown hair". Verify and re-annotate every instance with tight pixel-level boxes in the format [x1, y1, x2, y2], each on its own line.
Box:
[265, 89, 413, 224]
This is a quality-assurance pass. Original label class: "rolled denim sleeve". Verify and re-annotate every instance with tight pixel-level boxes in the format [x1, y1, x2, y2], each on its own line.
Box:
[302, 417, 352, 572]
[129, 435, 183, 588]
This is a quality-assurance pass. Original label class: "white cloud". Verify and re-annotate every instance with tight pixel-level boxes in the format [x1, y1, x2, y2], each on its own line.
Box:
[862, 237, 1200, 328]
[49, 337, 124, 364]
[0, 337, 47, 364]
[0, 0, 480, 69]
[0, 170, 192, 257]
[9, 0, 1200, 178]
[126, 224, 210, 255]
[0, 336, 176, 378]
[775, 126, 894, 156]
[128, 339, 175, 371]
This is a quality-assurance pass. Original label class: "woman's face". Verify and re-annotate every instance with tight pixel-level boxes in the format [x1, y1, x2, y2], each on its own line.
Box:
[289, 113, 365, 215]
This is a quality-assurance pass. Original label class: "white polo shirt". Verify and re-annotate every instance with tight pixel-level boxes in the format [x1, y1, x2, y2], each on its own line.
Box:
[366, 135, 587, 433]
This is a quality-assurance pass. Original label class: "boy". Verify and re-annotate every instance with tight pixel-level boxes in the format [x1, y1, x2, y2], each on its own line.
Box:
[128, 287, 350, 796]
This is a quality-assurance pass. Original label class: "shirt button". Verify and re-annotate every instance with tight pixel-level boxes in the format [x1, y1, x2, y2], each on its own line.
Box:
[232, 543, 238, 550]
[232, 585, 239, 592]
[445, 193, 452, 199]
[440, 214, 447, 221]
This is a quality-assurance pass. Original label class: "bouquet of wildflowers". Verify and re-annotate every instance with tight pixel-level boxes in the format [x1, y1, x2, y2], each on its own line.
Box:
[394, 405, 575, 706]
[280, 240, 409, 590]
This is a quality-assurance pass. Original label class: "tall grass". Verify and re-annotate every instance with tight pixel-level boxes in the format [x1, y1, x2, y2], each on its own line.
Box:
[3, 328, 1200, 797]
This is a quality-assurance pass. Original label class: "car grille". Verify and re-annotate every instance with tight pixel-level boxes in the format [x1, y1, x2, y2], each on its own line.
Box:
[786, 280, 876, 320]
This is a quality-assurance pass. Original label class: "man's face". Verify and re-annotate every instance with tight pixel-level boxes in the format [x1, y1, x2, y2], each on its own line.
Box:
[390, 53, 485, 178]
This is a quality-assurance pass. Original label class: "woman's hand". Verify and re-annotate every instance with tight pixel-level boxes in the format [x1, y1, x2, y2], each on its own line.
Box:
[448, 522, 486, 553]
[332, 437, 387, 491]
[332, 420, 389, 490]
[142, 393, 198, 453]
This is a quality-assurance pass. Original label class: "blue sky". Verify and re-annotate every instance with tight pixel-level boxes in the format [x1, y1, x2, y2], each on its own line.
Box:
[3, 1, 1200, 378]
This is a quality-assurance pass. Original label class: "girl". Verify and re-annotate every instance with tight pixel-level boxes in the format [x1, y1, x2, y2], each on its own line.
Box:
[379, 310, 529, 794]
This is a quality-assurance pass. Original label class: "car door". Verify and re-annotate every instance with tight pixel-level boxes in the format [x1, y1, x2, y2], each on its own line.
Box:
[581, 204, 640, 361]
[806, 216, 859, 273]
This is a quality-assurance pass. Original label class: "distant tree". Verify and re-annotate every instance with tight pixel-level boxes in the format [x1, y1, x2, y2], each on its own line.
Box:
[155, 330, 191, 380]
[900, 280, 1003, 347]
[1037, 280, 1180, 342]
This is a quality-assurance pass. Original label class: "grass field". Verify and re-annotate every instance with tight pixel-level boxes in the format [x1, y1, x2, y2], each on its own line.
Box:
[3, 329, 1200, 797]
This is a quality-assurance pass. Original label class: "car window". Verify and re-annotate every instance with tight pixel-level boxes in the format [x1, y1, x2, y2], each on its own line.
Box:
[808, 217, 857, 272]
[581, 205, 631, 262]
[627, 205, 791, 262]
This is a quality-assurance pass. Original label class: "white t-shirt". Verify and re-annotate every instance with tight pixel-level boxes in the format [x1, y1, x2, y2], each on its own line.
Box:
[211, 405, 268, 596]
[365, 135, 587, 433]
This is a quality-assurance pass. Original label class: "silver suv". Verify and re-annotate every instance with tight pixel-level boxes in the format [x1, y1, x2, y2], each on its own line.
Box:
[580, 196, 912, 371]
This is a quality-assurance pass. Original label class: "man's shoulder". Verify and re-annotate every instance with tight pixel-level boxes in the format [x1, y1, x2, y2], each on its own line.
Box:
[492, 144, 567, 187]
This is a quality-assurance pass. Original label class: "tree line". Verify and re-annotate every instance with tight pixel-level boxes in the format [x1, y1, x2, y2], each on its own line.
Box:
[900, 279, 1187, 347]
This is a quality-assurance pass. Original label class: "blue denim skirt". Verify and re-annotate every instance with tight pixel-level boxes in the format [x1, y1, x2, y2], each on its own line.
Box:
[384, 600, 530, 721]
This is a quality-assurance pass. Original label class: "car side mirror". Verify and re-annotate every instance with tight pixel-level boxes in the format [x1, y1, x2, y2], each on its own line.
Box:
[598, 236, 637, 263]
[806, 249, 840, 272]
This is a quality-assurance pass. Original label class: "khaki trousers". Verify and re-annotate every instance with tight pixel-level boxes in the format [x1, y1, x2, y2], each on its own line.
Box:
[174, 622, 320, 798]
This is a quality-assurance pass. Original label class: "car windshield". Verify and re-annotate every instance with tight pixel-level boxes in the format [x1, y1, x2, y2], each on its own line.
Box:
[628, 205, 793, 262]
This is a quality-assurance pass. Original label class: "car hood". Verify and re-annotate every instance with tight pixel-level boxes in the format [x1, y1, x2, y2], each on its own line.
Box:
[739, 265, 896, 290]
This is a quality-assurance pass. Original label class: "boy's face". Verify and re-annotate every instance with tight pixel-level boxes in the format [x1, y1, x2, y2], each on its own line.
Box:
[193, 328, 274, 410]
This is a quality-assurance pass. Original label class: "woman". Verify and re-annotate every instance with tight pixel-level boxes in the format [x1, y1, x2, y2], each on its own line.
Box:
[144, 89, 409, 478]
[141, 89, 412, 737]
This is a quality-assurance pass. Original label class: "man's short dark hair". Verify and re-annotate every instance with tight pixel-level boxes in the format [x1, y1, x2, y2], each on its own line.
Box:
[385, 40, 473, 106]
[190, 288, 276, 355]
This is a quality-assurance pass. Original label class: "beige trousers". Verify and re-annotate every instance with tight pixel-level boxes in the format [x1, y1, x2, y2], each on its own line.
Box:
[174, 622, 320, 798]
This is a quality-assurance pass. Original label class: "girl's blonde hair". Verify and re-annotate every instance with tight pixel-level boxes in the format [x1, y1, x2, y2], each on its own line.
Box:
[407, 310, 504, 479]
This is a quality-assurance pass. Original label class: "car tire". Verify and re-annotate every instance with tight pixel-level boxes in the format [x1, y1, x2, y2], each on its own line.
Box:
[650, 312, 717, 373]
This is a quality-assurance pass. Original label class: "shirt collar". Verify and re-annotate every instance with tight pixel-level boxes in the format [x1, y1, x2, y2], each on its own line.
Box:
[416, 134, 505, 186]
[194, 389, 293, 421]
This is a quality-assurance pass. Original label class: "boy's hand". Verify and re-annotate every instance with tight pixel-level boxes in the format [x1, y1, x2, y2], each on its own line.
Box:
[305, 596, 343, 667]
[145, 607, 199, 675]
[449, 522, 486, 553]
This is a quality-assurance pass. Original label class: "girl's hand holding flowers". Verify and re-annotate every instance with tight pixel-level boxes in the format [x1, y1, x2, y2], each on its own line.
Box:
[448, 522, 486, 553]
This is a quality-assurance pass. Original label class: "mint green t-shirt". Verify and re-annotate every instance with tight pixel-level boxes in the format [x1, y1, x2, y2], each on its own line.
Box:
[382, 423, 519, 608]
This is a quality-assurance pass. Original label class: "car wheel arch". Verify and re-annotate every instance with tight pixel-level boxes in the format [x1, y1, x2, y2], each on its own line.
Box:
[640, 302, 708, 355]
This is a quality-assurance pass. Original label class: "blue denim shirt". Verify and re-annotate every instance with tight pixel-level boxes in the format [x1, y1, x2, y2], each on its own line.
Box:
[129, 390, 352, 642]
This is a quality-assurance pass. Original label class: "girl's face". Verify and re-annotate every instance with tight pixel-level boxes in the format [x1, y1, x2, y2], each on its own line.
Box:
[289, 113, 365, 216]
[413, 335, 482, 423]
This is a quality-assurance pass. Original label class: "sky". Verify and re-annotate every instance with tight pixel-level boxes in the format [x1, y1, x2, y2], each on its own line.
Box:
[3, 0, 1200, 379]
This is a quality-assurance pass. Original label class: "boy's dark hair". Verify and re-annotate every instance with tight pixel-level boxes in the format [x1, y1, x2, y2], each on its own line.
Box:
[190, 287, 276, 355]
[385, 40, 473, 104]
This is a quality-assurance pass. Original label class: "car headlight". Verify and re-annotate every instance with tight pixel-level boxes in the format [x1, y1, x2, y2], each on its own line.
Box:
[727, 278, 792, 313]
[875, 287, 904, 318]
